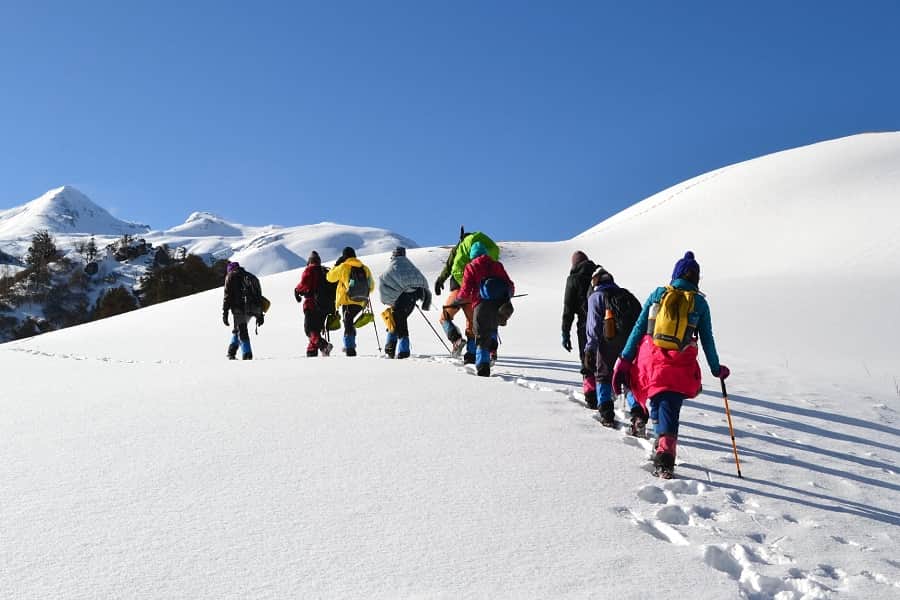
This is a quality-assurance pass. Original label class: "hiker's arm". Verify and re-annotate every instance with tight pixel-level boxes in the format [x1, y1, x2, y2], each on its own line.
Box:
[621, 290, 658, 361]
[696, 296, 721, 375]
[325, 264, 342, 283]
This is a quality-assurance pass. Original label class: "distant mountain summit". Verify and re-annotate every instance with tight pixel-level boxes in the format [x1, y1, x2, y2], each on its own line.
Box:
[0, 186, 150, 239]
[0, 186, 419, 277]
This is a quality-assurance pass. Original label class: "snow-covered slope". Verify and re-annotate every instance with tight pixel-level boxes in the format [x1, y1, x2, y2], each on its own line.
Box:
[0, 186, 150, 239]
[572, 133, 900, 377]
[1, 133, 898, 599]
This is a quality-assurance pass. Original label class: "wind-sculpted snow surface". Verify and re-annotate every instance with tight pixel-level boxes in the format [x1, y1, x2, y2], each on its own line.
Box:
[2, 134, 900, 598]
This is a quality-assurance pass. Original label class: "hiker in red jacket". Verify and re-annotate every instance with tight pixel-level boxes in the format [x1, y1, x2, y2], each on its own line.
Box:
[456, 241, 514, 377]
[294, 251, 335, 357]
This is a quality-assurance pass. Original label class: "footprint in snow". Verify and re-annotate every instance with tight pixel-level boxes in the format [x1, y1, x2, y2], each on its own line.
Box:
[613, 506, 689, 546]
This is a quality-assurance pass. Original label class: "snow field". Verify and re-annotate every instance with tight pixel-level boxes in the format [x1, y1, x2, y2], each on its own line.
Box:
[3, 133, 900, 598]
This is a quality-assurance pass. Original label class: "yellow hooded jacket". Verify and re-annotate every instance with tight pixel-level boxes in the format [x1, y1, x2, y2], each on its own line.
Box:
[326, 257, 375, 307]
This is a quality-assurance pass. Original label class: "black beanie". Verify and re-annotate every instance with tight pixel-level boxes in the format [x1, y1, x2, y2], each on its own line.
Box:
[392, 246, 406, 257]
[342, 246, 356, 259]
[307, 250, 321, 265]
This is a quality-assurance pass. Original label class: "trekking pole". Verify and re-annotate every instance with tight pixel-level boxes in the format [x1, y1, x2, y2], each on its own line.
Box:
[720, 378, 743, 479]
[416, 304, 452, 354]
[367, 300, 382, 353]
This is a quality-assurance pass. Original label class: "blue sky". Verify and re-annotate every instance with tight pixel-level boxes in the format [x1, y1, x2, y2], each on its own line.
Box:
[1, 1, 898, 246]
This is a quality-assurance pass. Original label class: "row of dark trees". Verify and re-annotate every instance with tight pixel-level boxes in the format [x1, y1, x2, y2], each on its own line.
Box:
[0, 230, 228, 341]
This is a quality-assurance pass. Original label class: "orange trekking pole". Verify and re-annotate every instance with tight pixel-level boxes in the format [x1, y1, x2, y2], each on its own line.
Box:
[720, 378, 743, 478]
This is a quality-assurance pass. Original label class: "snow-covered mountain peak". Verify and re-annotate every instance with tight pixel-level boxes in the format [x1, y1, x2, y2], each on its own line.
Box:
[0, 185, 150, 239]
[168, 212, 243, 237]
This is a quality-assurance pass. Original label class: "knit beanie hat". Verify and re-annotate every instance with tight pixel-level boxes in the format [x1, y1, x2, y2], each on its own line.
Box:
[571, 250, 589, 267]
[392, 246, 406, 257]
[671, 251, 700, 283]
[469, 241, 488, 260]
[341, 246, 356, 259]
[307, 251, 321, 265]
[591, 265, 614, 284]
[226, 261, 240, 274]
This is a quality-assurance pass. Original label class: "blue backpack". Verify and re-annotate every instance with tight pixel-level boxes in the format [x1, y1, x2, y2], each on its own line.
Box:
[479, 277, 510, 301]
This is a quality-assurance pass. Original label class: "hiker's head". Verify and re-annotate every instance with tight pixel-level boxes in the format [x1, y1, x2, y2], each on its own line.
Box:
[392, 246, 406, 258]
[341, 246, 356, 259]
[571, 250, 589, 267]
[307, 251, 321, 265]
[671, 251, 700, 285]
[227, 261, 240, 274]
[469, 241, 488, 260]
[591, 265, 613, 285]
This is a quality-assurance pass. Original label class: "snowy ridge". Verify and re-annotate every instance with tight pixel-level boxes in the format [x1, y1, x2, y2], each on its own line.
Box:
[1, 133, 898, 598]
[0, 188, 418, 278]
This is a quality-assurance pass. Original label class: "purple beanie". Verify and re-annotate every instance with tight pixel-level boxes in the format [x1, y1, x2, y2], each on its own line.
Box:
[671, 251, 700, 281]
[227, 261, 240, 274]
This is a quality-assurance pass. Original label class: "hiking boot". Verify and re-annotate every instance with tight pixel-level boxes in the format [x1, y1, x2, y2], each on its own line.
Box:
[450, 337, 466, 357]
[242, 352, 253, 360]
[344, 347, 357, 357]
[652, 452, 675, 479]
[227, 342, 239, 360]
[397, 351, 410, 359]
[320, 343, 333, 357]
[307, 349, 318, 357]
[463, 352, 476, 365]
[476, 363, 491, 377]
[598, 401, 615, 427]
[584, 390, 598, 410]
[629, 417, 647, 438]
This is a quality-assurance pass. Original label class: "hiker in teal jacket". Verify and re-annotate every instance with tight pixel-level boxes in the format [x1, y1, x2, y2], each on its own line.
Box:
[612, 251, 730, 478]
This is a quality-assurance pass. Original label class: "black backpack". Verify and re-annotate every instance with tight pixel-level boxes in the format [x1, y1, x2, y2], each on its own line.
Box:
[315, 266, 338, 315]
[603, 287, 642, 343]
[241, 271, 265, 318]
[347, 265, 370, 302]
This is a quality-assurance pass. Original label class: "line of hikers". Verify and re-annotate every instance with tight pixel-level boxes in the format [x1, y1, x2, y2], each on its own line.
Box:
[561, 249, 730, 478]
[222, 233, 728, 477]
[221, 228, 514, 377]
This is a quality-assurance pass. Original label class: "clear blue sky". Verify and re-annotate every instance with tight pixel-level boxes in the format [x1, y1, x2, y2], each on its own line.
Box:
[1, 1, 898, 246]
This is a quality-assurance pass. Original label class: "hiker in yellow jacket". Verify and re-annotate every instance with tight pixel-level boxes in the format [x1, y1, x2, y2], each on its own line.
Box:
[326, 246, 374, 356]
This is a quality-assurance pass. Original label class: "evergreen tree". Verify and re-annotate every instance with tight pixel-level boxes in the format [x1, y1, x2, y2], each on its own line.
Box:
[93, 286, 138, 320]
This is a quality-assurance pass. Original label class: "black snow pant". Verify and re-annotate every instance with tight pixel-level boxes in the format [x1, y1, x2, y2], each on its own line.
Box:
[391, 291, 418, 338]
[473, 300, 502, 365]
[342, 303, 363, 338]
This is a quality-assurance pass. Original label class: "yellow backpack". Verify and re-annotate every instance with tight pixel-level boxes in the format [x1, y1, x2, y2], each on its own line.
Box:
[648, 286, 697, 350]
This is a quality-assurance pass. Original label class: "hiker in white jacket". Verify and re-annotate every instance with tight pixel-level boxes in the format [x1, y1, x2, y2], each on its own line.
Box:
[378, 247, 432, 359]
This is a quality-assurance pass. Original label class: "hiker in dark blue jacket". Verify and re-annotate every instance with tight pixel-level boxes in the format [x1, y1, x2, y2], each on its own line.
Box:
[584, 266, 642, 430]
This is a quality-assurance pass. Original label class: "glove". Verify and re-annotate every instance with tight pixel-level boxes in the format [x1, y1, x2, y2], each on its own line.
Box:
[434, 278, 444, 296]
[421, 295, 431, 312]
[611, 357, 633, 394]
[562, 332, 572, 352]
[257, 314, 265, 327]
[716, 365, 730, 380]
[222, 312, 229, 326]
[294, 290, 303, 303]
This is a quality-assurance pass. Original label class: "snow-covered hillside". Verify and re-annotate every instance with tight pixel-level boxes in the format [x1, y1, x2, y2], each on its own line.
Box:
[575, 132, 900, 378]
[1, 133, 898, 599]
